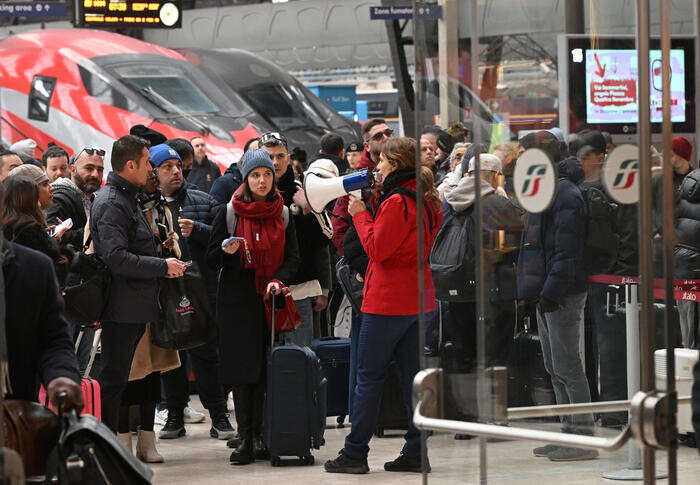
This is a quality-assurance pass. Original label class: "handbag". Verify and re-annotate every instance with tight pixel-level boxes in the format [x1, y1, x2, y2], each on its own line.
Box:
[3, 400, 60, 478]
[335, 257, 364, 314]
[61, 249, 111, 325]
[264, 279, 302, 334]
[150, 266, 214, 350]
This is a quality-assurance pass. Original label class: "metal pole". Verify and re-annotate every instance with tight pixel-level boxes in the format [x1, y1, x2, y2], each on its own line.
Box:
[470, 0, 487, 482]
[411, 2, 428, 483]
[635, 0, 656, 482]
[659, 1, 678, 483]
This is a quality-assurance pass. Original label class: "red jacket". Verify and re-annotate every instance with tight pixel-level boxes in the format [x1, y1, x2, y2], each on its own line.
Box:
[356, 148, 376, 170]
[353, 179, 442, 316]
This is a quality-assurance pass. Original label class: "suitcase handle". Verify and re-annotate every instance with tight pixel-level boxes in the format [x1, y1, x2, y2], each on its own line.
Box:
[270, 292, 276, 348]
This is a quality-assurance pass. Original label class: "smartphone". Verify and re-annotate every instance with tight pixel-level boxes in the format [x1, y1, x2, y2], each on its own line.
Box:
[50, 218, 73, 237]
[183, 260, 193, 267]
[221, 236, 245, 249]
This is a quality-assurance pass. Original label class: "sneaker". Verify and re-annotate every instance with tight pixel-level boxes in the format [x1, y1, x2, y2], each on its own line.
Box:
[154, 409, 168, 427]
[533, 444, 560, 457]
[324, 450, 369, 474]
[547, 447, 598, 462]
[158, 411, 185, 439]
[184, 406, 206, 424]
[210, 414, 235, 440]
[384, 453, 430, 473]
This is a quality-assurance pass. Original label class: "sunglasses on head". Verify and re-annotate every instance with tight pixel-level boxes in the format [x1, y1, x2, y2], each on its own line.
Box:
[260, 132, 287, 147]
[369, 129, 393, 142]
[76, 147, 105, 158]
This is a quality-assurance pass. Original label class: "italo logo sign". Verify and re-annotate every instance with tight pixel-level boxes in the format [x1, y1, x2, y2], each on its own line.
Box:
[602, 144, 640, 204]
[514, 148, 556, 213]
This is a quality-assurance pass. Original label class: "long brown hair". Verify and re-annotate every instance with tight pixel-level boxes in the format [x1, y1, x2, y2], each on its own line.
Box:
[380, 137, 441, 212]
[0, 175, 46, 228]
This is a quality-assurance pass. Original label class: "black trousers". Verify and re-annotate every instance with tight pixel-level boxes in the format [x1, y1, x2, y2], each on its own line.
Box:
[161, 337, 227, 418]
[97, 322, 146, 433]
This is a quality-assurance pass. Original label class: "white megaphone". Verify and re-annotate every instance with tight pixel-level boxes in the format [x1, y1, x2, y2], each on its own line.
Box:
[303, 169, 375, 214]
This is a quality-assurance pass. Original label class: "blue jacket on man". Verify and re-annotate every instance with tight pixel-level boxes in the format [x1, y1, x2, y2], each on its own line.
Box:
[209, 163, 242, 205]
[517, 156, 587, 306]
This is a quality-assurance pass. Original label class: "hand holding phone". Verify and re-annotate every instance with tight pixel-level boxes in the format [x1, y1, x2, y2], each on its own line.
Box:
[51, 218, 73, 238]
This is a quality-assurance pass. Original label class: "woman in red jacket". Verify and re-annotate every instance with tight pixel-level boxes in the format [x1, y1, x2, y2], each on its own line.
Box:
[324, 137, 442, 474]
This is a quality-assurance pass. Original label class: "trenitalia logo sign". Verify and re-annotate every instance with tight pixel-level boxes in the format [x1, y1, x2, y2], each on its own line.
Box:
[521, 164, 548, 197]
[514, 148, 556, 213]
[603, 144, 640, 204]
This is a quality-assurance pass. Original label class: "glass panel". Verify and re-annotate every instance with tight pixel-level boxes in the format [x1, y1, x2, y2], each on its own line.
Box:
[411, 0, 696, 482]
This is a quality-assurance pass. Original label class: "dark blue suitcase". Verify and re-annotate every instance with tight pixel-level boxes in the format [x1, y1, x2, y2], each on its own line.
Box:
[265, 294, 327, 466]
[311, 337, 350, 428]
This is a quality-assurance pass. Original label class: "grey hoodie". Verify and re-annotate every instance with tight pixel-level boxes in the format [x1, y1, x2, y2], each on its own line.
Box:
[444, 176, 525, 233]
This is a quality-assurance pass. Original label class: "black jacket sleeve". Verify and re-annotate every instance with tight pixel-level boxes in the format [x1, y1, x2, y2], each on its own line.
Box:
[45, 192, 84, 249]
[38, 262, 81, 387]
[272, 215, 301, 286]
[206, 204, 244, 272]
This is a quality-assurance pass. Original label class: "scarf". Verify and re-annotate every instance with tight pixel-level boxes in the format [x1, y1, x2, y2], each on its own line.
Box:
[231, 186, 286, 294]
[377, 166, 417, 208]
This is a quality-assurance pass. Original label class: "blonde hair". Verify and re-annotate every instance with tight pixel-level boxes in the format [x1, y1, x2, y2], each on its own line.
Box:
[381, 137, 441, 212]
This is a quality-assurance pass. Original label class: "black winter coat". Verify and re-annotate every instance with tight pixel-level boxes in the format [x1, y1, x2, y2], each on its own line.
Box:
[3, 219, 67, 285]
[3, 239, 80, 402]
[45, 179, 89, 250]
[277, 166, 332, 291]
[674, 169, 700, 279]
[209, 163, 243, 205]
[206, 202, 300, 386]
[517, 157, 587, 304]
[166, 183, 220, 300]
[187, 156, 221, 194]
[90, 172, 168, 323]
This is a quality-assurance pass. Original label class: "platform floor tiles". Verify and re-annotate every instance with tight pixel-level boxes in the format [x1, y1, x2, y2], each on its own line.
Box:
[150, 397, 700, 484]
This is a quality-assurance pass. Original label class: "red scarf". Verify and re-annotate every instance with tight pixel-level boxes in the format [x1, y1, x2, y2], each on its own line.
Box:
[231, 186, 286, 294]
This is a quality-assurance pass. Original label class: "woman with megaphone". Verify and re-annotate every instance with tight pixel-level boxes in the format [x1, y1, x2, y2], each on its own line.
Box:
[206, 148, 300, 465]
[324, 137, 442, 475]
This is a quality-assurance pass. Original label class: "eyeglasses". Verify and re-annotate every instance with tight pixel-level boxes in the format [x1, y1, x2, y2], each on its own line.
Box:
[260, 132, 287, 147]
[369, 129, 393, 142]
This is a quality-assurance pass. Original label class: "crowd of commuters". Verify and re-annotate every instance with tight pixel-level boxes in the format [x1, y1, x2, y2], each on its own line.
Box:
[1, 116, 699, 479]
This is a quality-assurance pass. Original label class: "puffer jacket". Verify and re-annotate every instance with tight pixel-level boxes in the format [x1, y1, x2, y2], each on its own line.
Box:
[90, 172, 168, 323]
[209, 163, 243, 205]
[517, 156, 587, 305]
[166, 182, 220, 299]
[45, 177, 90, 249]
[674, 169, 700, 279]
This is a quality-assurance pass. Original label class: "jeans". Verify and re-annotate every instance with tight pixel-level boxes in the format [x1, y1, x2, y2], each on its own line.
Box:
[588, 284, 627, 424]
[536, 292, 594, 433]
[161, 337, 228, 418]
[344, 313, 421, 459]
[286, 297, 314, 347]
[97, 322, 146, 433]
[69, 321, 95, 377]
[677, 301, 698, 349]
[425, 308, 439, 351]
[348, 310, 363, 422]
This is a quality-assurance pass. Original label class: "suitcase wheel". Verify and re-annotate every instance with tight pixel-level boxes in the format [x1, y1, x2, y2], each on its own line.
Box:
[336, 415, 345, 429]
[299, 454, 314, 466]
[270, 455, 282, 467]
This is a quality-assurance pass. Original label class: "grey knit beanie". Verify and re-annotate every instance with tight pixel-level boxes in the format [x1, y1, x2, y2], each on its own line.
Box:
[241, 148, 275, 181]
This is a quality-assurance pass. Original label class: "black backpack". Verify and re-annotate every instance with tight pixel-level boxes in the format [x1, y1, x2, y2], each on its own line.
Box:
[429, 206, 477, 302]
[582, 186, 619, 274]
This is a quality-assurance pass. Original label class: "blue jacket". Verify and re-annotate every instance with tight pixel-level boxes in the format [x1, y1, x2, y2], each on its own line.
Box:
[209, 163, 243, 205]
[517, 157, 587, 305]
[167, 182, 220, 300]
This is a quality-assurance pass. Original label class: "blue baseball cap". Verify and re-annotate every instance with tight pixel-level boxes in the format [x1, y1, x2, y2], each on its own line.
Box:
[149, 144, 181, 168]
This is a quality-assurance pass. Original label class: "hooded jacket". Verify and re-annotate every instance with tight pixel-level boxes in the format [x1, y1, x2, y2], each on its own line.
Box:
[674, 169, 700, 279]
[187, 155, 221, 194]
[209, 163, 243, 205]
[45, 177, 91, 249]
[517, 156, 587, 305]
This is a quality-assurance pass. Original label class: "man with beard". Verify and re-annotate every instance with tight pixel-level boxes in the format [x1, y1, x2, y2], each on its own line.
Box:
[46, 147, 105, 250]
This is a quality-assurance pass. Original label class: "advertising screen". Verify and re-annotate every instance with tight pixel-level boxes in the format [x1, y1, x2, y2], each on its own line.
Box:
[585, 49, 686, 124]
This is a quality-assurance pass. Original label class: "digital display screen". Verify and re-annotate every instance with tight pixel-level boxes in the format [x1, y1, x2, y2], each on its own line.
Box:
[585, 49, 686, 124]
[77, 0, 182, 28]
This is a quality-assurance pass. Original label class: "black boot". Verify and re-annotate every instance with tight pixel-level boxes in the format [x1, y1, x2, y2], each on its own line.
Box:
[250, 382, 269, 460]
[229, 432, 254, 465]
[253, 435, 269, 460]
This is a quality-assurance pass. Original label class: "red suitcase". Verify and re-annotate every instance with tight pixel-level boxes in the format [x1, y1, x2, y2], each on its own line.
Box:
[38, 378, 102, 419]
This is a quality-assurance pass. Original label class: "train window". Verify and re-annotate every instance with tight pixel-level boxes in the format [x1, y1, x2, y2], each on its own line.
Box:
[114, 64, 218, 114]
[240, 83, 328, 131]
[28, 75, 56, 122]
[79, 66, 143, 115]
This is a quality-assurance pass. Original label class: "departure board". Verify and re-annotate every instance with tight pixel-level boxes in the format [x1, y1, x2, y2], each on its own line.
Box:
[77, 0, 182, 28]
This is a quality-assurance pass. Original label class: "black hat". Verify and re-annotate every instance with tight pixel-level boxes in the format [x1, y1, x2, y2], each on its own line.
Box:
[346, 141, 363, 153]
[129, 124, 166, 147]
[436, 131, 454, 154]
